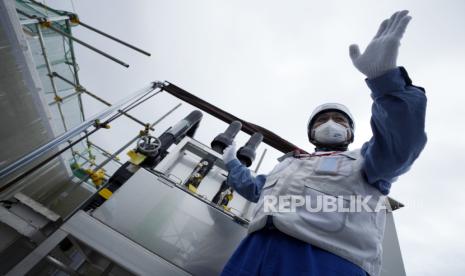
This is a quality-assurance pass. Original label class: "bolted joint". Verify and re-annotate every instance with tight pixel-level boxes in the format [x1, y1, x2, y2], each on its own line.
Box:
[53, 95, 63, 103]
[38, 18, 52, 28]
[93, 119, 111, 129]
[75, 85, 85, 92]
[144, 123, 151, 132]
[69, 13, 80, 24]
[152, 81, 165, 89]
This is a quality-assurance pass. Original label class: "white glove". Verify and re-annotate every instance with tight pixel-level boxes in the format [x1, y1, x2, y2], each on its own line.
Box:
[222, 142, 237, 165]
[349, 10, 412, 79]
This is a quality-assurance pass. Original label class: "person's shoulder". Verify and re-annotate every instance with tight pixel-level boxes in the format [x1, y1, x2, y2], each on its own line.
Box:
[338, 148, 362, 160]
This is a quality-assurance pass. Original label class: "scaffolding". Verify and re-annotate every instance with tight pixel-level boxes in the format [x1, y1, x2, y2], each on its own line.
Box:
[8, 0, 158, 196]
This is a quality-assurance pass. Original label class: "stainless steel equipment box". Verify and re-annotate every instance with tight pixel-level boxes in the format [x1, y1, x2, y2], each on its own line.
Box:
[92, 137, 255, 275]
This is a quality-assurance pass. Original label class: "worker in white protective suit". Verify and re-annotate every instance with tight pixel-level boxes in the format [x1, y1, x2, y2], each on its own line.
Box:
[220, 10, 427, 276]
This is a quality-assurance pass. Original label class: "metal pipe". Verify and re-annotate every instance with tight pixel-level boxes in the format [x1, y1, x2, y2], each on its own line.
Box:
[63, 19, 92, 161]
[48, 91, 82, 105]
[106, 83, 166, 124]
[65, 20, 86, 121]
[87, 142, 123, 165]
[72, 152, 112, 178]
[36, 24, 69, 132]
[45, 23, 130, 68]
[254, 148, 267, 173]
[0, 127, 99, 194]
[0, 84, 156, 183]
[16, 8, 128, 68]
[0, 85, 160, 193]
[77, 21, 151, 57]
[52, 72, 154, 130]
[20, 15, 69, 25]
[64, 103, 182, 220]
[25, 0, 150, 56]
[165, 110, 203, 139]
[52, 72, 105, 104]
[37, 19, 79, 166]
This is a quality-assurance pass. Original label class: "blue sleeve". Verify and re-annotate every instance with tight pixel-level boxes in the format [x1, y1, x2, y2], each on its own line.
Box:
[361, 67, 427, 195]
[226, 159, 267, 203]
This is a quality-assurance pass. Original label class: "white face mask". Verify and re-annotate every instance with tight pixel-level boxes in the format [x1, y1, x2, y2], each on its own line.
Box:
[313, 119, 349, 145]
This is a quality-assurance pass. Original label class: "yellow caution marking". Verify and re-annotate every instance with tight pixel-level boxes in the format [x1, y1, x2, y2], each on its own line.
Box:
[127, 150, 146, 165]
[98, 188, 113, 200]
[188, 184, 198, 193]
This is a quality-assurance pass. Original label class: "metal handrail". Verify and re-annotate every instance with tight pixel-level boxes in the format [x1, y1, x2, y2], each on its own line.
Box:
[0, 83, 160, 185]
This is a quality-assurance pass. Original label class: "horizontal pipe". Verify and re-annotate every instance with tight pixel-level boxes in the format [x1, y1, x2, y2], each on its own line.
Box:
[78, 21, 151, 57]
[20, 15, 69, 25]
[46, 24, 129, 68]
[16, 9, 129, 68]
[0, 84, 156, 183]
[52, 72, 154, 130]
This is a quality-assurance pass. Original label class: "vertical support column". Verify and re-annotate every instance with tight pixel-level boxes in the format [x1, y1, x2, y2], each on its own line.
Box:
[65, 20, 85, 122]
[64, 20, 92, 161]
[36, 23, 80, 165]
[36, 23, 68, 132]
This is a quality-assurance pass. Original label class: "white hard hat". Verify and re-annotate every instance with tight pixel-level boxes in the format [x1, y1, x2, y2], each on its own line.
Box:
[307, 103, 355, 143]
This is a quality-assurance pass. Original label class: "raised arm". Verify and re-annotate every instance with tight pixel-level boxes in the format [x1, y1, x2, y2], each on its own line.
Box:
[361, 68, 427, 194]
[223, 143, 267, 202]
[349, 11, 427, 194]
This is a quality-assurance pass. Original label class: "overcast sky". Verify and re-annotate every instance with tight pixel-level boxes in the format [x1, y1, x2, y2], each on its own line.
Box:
[44, 0, 465, 275]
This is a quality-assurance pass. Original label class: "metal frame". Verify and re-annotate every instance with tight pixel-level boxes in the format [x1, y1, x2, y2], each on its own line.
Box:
[63, 103, 182, 220]
[6, 1, 158, 196]
[152, 136, 254, 224]
[44, 20, 129, 68]
[52, 71, 154, 130]
[77, 20, 151, 57]
[91, 166, 249, 275]
[6, 228, 68, 276]
[20, 15, 69, 25]
[0, 84, 157, 183]
[6, 211, 191, 276]
[24, 0, 151, 56]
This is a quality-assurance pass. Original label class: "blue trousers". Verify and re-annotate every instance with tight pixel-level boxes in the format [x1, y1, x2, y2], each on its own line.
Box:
[221, 228, 367, 276]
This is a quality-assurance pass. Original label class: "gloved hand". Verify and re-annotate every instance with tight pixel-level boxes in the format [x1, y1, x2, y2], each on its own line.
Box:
[349, 10, 412, 79]
[222, 142, 237, 165]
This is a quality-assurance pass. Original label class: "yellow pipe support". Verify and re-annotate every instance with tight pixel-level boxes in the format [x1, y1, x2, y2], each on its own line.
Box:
[188, 184, 198, 193]
[84, 168, 106, 186]
[127, 150, 146, 165]
[98, 188, 113, 200]
[39, 20, 51, 28]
